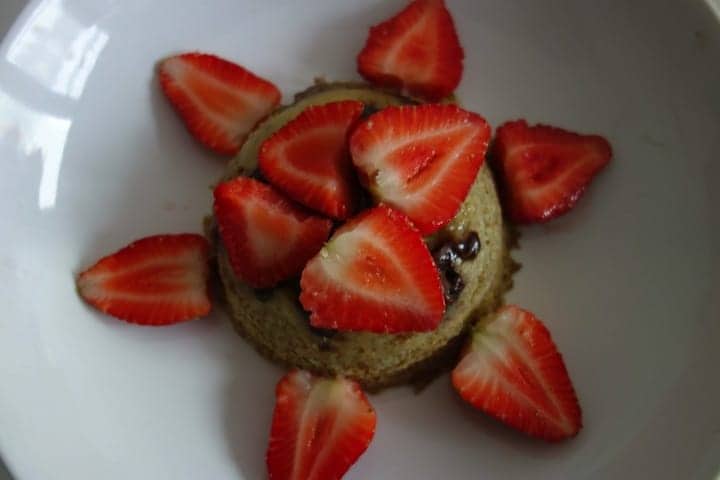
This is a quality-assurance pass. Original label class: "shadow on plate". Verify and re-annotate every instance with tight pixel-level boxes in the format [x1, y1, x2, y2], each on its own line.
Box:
[220, 340, 282, 479]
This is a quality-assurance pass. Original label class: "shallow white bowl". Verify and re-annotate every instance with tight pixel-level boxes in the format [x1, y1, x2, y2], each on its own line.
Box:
[1, 0, 719, 478]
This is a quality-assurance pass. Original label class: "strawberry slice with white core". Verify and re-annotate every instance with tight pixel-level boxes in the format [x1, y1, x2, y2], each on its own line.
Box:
[357, 0, 464, 101]
[300, 205, 445, 333]
[77, 234, 211, 325]
[452, 305, 582, 441]
[214, 177, 332, 289]
[491, 120, 612, 223]
[350, 104, 491, 235]
[159, 52, 281, 155]
[267, 370, 377, 480]
[259, 100, 365, 219]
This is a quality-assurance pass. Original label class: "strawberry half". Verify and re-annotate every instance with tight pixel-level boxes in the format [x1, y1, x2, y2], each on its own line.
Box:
[350, 104, 491, 235]
[259, 101, 365, 219]
[357, 0, 464, 101]
[491, 120, 612, 223]
[213, 177, 332, 289]
[77, 234, 211, 325]
[267, 370, 376, 480]
[451, 305, 582, 441]
[158, 52, 281, 155]
[300, 205, 445, 333]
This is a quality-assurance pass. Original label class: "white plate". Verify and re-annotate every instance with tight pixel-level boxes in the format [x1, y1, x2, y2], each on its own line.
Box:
[1, 0, 719, 478]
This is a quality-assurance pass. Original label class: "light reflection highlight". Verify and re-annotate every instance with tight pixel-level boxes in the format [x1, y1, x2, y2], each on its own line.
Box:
[0, 90, 70, 209]
[5, 0, 108, 99]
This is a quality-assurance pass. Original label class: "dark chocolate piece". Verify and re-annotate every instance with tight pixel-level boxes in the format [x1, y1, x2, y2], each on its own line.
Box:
[455, 231, 481, 260]
[430, 230, 481, 304]
[432, 243, 459, 269]
[440, 268, 465, 304]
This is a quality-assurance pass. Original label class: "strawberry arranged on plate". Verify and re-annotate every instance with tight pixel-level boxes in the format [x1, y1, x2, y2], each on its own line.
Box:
[159, 52, 281, 155]
[350, 104, 491, 235]
[491, 120, 612, 223]
[357, 0, 464, 101]
[300, 205, 445, 333]
[213, 177, 332, 289]
[259, 100, 365, 219]
[267, 370, 376, 480]
[77, 234, 211, 325]
[451, 305, 582, 441]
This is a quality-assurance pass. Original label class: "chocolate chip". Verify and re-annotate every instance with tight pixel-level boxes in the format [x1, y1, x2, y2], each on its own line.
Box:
[432, 243, 458, 269]
[441, 268, 465, 304]
[455, 231, 481, 260]
[430, 231, 481, 305]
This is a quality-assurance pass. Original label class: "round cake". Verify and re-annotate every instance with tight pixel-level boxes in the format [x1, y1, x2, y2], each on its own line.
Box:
[208, 81, 516, 391]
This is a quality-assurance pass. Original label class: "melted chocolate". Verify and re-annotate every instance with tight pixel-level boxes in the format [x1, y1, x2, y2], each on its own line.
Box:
[254, 228, 482, 326]
[432, 231, 482, 305]
[432, 243, 459, 270]
[455, 231, 481, 260]
[440, 268, 465, 304]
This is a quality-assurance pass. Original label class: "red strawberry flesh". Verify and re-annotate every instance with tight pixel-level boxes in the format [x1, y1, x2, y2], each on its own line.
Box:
[350, 104, 491, 235]
[77, 234, 211, 325]
[159, 52, 281, 155]
[213, 177, 332, 289]
[451, 305, 582, 441]
[491, 120, 612, 223]
[300, 205, 445, 333]
[267, 370, 376, 480]
[259, 101, 365, 219]
[357, 0, 464, 101]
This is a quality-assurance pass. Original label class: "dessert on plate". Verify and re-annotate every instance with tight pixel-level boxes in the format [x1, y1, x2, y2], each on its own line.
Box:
[207, 81, 517, 391]
[76, 0, 612, 478]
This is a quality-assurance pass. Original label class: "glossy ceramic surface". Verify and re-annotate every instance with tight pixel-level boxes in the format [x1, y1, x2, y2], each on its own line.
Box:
[1, 1, 719, 478]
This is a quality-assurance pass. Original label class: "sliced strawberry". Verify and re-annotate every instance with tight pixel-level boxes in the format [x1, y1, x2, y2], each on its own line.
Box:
[451, 305, 582, 441]
[259, 101, 365, 219]
[491, 120, 612, 223]
[267, 370, 376, 480]
[357, 0, 464, 101]
[350, 104, 491, 235]
[300, 205, 445, 333]
[213, 177, 332, 289]
[76, 234, 211, 325]
[158, 52, 281, 155]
